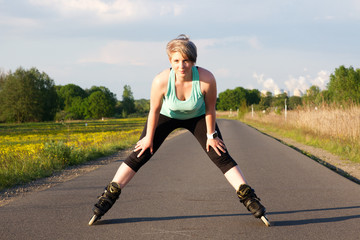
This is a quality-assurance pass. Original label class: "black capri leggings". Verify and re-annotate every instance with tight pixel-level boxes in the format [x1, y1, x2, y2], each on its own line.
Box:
[124, 114, 238, 173]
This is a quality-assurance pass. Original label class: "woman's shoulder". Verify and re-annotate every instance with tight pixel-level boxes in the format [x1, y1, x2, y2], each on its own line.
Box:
[197, 66, 215, 84]
[153, 68, 170, 85]
[151, 68, 171, 96]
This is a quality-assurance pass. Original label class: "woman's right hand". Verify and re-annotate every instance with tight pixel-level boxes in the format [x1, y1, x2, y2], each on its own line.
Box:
[134, 135, 153, 158]
[134, 69, 168, 158]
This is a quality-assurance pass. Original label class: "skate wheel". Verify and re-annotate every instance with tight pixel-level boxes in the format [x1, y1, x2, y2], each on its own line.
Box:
[261, 216, 271, 227]
[89, 215, 99, 226]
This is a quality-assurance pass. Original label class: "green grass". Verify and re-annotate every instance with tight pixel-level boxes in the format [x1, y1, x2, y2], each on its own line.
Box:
[240, 118, 360, 164]
[0, 118, 146, 190]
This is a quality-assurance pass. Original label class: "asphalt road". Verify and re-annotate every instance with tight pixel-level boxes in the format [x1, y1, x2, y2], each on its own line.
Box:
[1, 119, 359, 240]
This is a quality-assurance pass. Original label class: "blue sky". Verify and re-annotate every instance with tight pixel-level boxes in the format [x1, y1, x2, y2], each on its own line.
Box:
[1, 0, 359, 99]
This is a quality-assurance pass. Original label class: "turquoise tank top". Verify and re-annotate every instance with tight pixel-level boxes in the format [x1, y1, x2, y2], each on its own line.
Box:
[160, 66, 206, 120]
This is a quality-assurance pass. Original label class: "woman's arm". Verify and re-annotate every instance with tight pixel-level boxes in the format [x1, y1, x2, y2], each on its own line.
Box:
[203, 72, 217, 135]
[134, 69, 169, 157]
[200, 68, 226, 156]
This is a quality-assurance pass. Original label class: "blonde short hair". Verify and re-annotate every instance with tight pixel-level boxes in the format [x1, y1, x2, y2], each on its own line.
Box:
[166, 34, 197, 63]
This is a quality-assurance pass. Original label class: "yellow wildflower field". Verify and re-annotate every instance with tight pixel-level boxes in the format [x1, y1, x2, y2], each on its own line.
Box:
[0, 118, 146, 189]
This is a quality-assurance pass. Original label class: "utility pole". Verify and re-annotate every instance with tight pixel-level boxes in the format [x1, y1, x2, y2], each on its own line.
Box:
[285, 98, 287, 121]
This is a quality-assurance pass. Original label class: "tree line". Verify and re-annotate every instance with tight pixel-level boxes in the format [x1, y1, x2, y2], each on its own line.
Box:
[0, 67, 148, 123]
[0, 65, 358, 123]
[217, 65, 360, 112]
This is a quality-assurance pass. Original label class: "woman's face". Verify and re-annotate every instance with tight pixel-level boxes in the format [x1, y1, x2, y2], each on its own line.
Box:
[169, 51, 194, 79]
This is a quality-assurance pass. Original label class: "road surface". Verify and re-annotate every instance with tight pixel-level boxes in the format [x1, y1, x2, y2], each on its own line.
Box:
[1, 119, 359, 239]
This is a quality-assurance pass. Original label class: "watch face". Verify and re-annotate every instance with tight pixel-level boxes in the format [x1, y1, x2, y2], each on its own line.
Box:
[213, 132, 218, 138]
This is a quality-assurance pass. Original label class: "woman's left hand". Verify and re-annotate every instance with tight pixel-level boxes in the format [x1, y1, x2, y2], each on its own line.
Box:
[206, 137, 226, 156]
[134, 135, 153, 158]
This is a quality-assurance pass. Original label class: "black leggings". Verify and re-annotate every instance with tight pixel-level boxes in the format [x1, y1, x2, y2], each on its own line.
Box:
[124, 114, 238, 173]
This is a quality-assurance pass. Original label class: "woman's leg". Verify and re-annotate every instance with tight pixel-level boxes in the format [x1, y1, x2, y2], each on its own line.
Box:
[224, 165, 247, 190]
[123, 114, 177, 173]
[188, 117, 267, 221]
[111, 114, 177, 188]
[111, 163, 136, 189]
[188, 115, 238, 175]
[90, 115, 177, 224]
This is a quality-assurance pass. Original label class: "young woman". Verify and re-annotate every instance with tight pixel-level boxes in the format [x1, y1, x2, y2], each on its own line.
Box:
[89, 35, 270, 226]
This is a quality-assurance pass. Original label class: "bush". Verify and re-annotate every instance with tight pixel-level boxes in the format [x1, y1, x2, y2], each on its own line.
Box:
[41, 141, 73, 169]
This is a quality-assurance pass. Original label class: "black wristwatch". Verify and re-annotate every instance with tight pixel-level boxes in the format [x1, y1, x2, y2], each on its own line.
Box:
[207, 131, 218, 139]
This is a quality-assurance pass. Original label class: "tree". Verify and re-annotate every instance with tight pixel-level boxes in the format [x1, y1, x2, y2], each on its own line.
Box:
[56, 85, 117, 120]
[67, 96, 87, 119]
[303, 85, 320, 106]
[121, 85, 135, 117]
[86, 86, 117, 105]
[0, 67, 58, 122]
[316, 90, 331, 105]
[246, 89, 261, 106]
[272, 93, 288, 109]
[288, 96, 302, 110]
[134, 99, 150, 115]
[327, 65, 360, 104]
[57, 84, 88, 111]
[217, 87, 247, 110]
[0, 69, 6, 91]
[217, 89, 232, 110]
[87, 91, 115, 119]
[259, 91, 272, 110]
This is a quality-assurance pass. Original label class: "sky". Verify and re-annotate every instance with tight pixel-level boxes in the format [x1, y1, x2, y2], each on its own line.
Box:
[0, 0, 359, 100]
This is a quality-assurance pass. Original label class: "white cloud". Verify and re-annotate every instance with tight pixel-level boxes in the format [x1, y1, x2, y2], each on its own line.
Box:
[28, 0, 185, 22]
[0, 15, 39, 28]
[253, 70, 330, 97]
[159, 3, 183, 16]
[285, 70, 330, 95]
[285, 76, 309, 96]
[311, 70, 329, 90]
[78, 40, 167, 66]
[352, 0, 360, 10]
[196, 36, 263, 51]
[253, 73, 280, 93]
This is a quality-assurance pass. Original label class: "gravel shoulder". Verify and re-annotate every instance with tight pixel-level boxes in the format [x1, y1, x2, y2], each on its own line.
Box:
[272, 135, 360, 184]
[1, 128, 359, 207]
